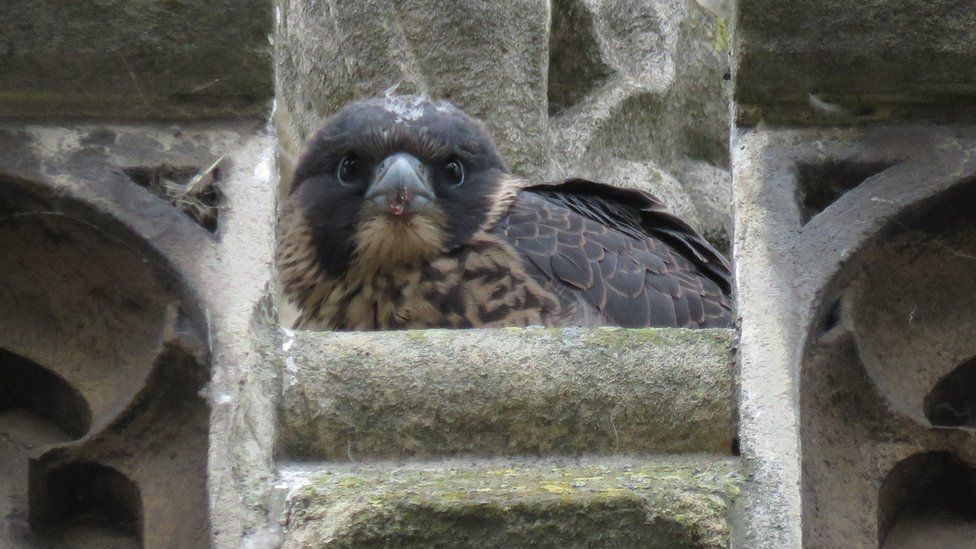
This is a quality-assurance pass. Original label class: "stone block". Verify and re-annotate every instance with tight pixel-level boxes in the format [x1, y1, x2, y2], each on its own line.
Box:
[278, 328, 737, 460]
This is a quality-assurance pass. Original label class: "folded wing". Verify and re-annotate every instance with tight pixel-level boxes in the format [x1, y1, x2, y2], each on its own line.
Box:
[493, 179, 733, 328]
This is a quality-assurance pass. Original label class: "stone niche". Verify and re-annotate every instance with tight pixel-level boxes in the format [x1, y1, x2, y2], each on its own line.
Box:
[273, 0, 734, 327]
[0, 180, 211, 548]
[275, 0, 733, 250]
[801, 181, 976, 548]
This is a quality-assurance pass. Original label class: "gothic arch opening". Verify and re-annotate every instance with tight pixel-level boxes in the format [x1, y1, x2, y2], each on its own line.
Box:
[849, 180, 976, 427]
[0, 349, 91, 442]
[801, 179, 976, 547]
[30, 462, 142, 548]
[0, 179, 211, 548]
[923, 356, 976, 428]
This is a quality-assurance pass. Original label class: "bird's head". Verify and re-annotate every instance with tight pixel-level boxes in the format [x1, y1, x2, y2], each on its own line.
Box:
[286, 96, 512, 277]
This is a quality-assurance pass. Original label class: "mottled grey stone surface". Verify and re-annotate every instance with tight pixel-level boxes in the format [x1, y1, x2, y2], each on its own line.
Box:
[730, 125, 976, 548]
[0, 122, 280, 548]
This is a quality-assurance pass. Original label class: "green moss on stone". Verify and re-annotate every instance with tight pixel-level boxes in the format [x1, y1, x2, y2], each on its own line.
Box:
[283, 457, 741, 548]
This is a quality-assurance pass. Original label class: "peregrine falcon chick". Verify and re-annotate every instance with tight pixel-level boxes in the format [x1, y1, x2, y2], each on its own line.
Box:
[278, 96, 733, 330]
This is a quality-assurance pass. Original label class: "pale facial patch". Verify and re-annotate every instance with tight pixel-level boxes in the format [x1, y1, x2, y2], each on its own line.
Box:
[351, 206, 448, 276]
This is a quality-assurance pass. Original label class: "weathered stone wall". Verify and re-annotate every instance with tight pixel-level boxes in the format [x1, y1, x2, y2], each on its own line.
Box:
[0, 0, 273, 119]
[0, 121, 278, 548]
[4, 0, 973, 548]
[0, 1, 741, 547]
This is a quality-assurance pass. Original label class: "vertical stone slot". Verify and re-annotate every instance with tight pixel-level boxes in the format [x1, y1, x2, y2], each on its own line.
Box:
[923, 356, 976, 428]
[817, 298, 842, 337]
[0, 348, 91, 440]
[547, 0, 612, 116]
[878, 452, 976, 548]
[795, 160, 895, 224]
[29, 462, 143, 547]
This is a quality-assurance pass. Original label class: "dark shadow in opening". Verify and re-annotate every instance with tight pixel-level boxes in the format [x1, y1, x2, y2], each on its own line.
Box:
[924, 356, 976, 428]
[547, 0, 612, 116]
[796, 159, 897, 224]
[878, 452, 976, 547]
[817, 297, 842, 337]
[0, 349, 91, 440]
[29, 462, 143, 545]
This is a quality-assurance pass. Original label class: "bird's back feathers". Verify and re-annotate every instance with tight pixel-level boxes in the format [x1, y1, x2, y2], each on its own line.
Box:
[492, 179, 733, 328]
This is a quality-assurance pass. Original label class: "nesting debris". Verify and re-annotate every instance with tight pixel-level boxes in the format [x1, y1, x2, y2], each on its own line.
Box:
[123, 155, 227, 232]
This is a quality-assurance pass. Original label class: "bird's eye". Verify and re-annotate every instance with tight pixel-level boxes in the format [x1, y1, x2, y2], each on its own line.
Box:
[445, 158, 465, 186]
[336, 155, 359, 186]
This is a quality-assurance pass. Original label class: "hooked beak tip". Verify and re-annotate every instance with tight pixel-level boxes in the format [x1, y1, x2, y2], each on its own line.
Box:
[365, 153, 434, 216]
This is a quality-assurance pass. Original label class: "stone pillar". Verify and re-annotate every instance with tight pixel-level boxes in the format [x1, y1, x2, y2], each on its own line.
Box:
[0, 2, 278, 548]
[731, 1, 976, 547]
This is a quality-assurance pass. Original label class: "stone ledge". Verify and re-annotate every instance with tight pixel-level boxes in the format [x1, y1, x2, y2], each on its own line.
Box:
[278, 456, 741, 548]
[0, 0, 273, 119]
[278, 328, 736, 460]
[733, 0, 976, 125]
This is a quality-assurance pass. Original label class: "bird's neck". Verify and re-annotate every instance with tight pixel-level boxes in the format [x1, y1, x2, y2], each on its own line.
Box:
[477, 176, 523, 234]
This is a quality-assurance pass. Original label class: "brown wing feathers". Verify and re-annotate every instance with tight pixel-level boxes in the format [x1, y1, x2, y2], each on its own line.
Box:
[493, 179, 733, 328]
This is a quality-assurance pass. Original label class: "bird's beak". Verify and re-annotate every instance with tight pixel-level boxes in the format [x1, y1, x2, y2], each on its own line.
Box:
[364, 153, 435, 216]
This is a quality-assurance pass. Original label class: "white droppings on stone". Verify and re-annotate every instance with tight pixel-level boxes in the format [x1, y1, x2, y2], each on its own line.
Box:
[254, 154, 272, 181]
[285, 356, 299, 387]
[281, 327, 295, 352]
[808, 93, 850, 116]
[242, 531, 281, 549]
[277, 469, 314, 501]
[217, 393, 234, 405]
